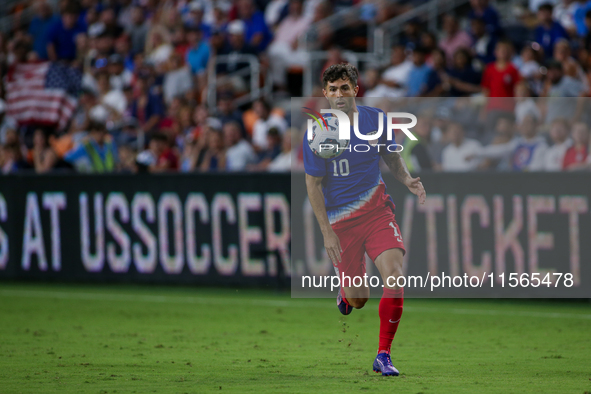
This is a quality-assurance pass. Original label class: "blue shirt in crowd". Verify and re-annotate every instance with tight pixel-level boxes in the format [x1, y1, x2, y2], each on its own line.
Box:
[47, 18, 87, 60]
[186, 41, 211, 74]
[244, 11, 272, 52]
[534, 22, 568, 58]
[407, 64, 434, 96]
[28, 15, 59, 59]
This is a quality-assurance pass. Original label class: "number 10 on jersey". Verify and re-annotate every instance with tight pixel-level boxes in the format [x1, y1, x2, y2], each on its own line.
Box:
[332, 159, 350, 176]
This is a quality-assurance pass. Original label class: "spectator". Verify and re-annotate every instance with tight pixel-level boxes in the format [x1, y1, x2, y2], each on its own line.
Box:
[224, 121, 257, 171]
[534, 3, 569, 59]
[401, 116, 434, 172]
[544, 118, 572, 170]
[46, 4, 86, 61]
[442, 122, 482, 171]
[216, 20, 258, 93]
[268, 129, 294, 172]
[108, 54, 133, 91]
[1, 142, 31, 174]
[28, 1, 59, 60]
[200, 130, 226, 171]
[439, 14, 473, 66]
[553, 0, 579, 35]
[446, 48, 481, 97]
[468, 0, 501, 35]
[563, 122, 589, 169]
[185, 26, 210, 75]
[544, 60, 584, 124]
[146, 26, 173, 67]
[117, 143, 137, 173]
[515, 44, 542, 81]
[399, 19, 421, 52]
[583, 10, 591, 50]
[480, 114, 518, 170]
[31, 129, 60, 173]
[130, 75, 165, 135]
[96, 70, 127, 119]
[267, 0, 311, 89]
[214, 92, 246, 136]
[251, 128, 282, 170]
[126, 6, 149, 55]
[375, 45, 413, 98]
[0, 99, 17, 146]
[163, 53, 193, 105]
[237, 0, 273, 52]
[515, 82, 541, 125]
[185, 1, 212, 38]
[251, 99, 288, 150]
[64, 121, 118, 173]
[472, 114, 548, 171]
[137, 133, 179, 172]
[407, 46, 437, 97]
[553, 39, 586, 83]
[470, 17, 497, 68]
[481, 40, 521, 121]
[100, 8, 124, 38]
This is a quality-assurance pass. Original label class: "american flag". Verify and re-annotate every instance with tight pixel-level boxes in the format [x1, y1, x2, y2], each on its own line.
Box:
[5, 62, 82, 130]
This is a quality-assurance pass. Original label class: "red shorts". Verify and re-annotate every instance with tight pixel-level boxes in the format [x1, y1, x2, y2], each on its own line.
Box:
[332, 207, 405, 279]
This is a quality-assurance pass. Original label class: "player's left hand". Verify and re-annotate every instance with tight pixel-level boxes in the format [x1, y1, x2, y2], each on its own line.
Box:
[405, 176, 426, 205]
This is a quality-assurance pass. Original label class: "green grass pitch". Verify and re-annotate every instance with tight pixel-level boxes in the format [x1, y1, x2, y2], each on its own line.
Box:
[0, 283, 590, 393]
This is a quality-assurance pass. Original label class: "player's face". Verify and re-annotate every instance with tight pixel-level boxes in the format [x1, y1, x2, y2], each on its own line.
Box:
[323, 78, 358, 114]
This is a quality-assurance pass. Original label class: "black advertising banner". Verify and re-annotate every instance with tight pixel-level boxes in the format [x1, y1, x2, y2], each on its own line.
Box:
[0, 174, 291, 287]
[1, 173, 591, 297]
[291, 172, 591, 297]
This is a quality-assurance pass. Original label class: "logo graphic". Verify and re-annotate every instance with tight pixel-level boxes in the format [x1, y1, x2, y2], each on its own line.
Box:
[304, 108, 418, 158]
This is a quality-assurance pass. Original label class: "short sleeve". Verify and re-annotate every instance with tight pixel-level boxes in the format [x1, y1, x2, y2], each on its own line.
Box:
[303, 132, 327, 177]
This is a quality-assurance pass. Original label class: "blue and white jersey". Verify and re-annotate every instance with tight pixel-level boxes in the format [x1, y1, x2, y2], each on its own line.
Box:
[303, 105, 396, 226]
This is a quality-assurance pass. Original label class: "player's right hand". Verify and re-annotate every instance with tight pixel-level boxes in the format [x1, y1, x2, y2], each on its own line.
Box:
[323, 229, 343, 265]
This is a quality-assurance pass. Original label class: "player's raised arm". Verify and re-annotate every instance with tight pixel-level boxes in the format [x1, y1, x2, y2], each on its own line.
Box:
[305, 173, 343, 264]
[382, 151, 427, 205]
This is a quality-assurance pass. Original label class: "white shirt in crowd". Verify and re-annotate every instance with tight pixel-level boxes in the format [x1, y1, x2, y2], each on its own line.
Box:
[226, 139, 257, 171]
[366, 61, 413, 98]
[475, 136, 548, 171]
[441, 138, 482, 171]
[110, 70, 133, 91]
[163, 66, 194, 104]
[544, 138, 572, 171]
[268, 150, 294, 172]
[515, 98, 541, 125]
[252, 114, 288, 149]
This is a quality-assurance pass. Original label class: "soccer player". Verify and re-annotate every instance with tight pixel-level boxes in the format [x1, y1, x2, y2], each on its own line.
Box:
[304, 63, 426, 376]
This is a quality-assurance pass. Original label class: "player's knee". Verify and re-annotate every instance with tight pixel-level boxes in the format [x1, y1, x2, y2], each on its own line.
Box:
[348, 297, 368, 309]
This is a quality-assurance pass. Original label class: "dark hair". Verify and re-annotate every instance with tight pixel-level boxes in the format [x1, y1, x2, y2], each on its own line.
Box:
[151, 132, 168, 143]
[412, 45, 429, 55]
[255, 99, 271, 112]
[268, 127, 280, 138]
[63, 3, 80, 15]
[585, 9, 591, 19]
[322, 63, 359, 88]
[88, 120, 107, 132]
[538, 3, 554, 12]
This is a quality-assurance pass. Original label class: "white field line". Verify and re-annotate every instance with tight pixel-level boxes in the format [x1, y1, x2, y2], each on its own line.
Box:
[1, 289, 590, 320]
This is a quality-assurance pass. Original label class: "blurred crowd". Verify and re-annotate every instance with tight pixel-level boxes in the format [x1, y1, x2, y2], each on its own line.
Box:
[1, 0, 591, 173]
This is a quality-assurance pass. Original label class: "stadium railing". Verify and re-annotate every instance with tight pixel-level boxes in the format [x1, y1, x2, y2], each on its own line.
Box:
[206, 54, 272, 109]
[302, 50, 378, 96]
[373, 0, 471, 66]
[0, 0, 60, 33]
